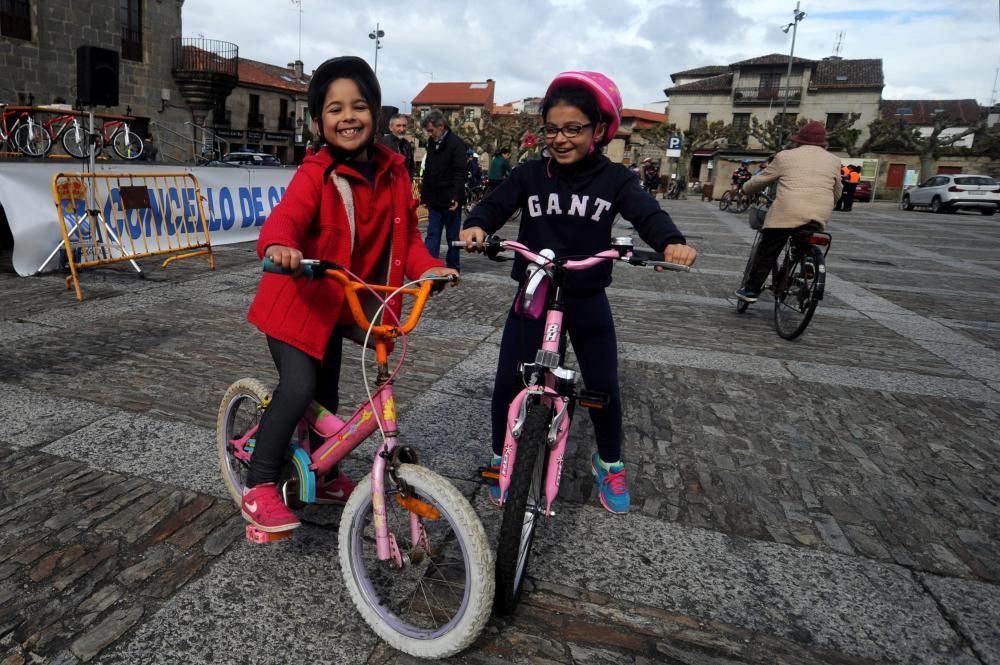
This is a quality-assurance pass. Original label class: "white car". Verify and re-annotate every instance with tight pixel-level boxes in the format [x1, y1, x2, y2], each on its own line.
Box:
[902, 174, 999, 216]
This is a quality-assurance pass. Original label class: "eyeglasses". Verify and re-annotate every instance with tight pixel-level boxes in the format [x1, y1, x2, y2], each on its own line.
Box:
[540, 123, 593, 139]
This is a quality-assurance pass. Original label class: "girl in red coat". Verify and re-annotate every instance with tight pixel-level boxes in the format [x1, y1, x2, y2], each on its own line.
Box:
[242, 56, 458, 532]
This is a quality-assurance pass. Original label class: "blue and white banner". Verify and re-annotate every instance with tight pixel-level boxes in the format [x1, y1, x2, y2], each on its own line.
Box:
[0, 162, 295, 276]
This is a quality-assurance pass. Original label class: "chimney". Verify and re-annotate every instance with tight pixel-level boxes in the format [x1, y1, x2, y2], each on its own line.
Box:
[290, 60, 304, 79]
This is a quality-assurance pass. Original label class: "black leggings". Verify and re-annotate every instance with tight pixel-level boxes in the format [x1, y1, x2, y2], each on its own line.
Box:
[746, 222, 821, 291]
[491, 291, 623, 463]
[246, 333, 343, 488]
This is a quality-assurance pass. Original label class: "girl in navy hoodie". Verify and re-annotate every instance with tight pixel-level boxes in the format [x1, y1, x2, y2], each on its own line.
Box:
[459, 71, 697, 514]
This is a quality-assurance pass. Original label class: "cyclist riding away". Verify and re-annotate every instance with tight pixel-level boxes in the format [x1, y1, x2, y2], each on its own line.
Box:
[734, 121, 842, 303]
[459, 70, 697, 514]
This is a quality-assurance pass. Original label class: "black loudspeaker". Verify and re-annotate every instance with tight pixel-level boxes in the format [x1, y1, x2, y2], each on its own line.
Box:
[76, 46, 120, 107]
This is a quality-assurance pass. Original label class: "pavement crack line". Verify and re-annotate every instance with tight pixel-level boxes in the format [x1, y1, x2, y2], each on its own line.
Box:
[913, 570, 989, 665]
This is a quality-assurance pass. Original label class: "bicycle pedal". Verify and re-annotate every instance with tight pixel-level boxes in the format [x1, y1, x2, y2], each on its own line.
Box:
[578, 389, 610, 410]
[245, 524, 293, 544]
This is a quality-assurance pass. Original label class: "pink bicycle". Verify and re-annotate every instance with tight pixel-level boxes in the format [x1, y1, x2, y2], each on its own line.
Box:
[458, 236, 689, 614]
[216, 260, 493, 658]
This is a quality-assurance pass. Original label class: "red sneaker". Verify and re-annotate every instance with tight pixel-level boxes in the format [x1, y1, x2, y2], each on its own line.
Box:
[241, 484, 300, 532]
[315, 469, 356, 505]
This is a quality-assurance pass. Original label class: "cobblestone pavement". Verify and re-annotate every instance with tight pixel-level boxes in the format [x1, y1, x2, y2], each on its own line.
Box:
[0, 199, 998, 664]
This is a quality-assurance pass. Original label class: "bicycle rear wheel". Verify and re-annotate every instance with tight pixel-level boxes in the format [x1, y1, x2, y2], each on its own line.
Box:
[216, 378, 270, 506]
[495, 402, 551, 615]
[112, 129, 143, 160]
[14, 122, 51, 157]
[773, 246, 821, 340]
[61, 123, 92, 159]
[718, 191, 732, 211]
[339, 464, 494, 659]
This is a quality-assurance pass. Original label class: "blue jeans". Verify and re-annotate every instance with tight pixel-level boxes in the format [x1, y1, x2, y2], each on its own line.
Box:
[424, 206, 462, 271]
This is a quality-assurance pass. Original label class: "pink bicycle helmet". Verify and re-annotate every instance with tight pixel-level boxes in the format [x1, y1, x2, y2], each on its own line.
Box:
[544, 71, 623, 147]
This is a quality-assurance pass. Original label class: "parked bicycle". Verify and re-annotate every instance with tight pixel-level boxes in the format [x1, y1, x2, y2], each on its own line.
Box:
[40, 113, 90, 158]
[92, 117, 144, 160]
[216, 260, 493, 659]
[0, 105, 49, 157]
[454, 236, 689, 614]
[735, 223, 831, 340]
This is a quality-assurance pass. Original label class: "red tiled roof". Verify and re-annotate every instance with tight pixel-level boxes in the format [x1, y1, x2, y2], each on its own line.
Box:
[622, 108, 667, 123]
[412, 81, 496, 108]
[492, 103, 515, 115]
[730, 53, 814, 67]
[809, 58, 883, 90]
[881, 99, 982, 124]
[238, 58, 309, 94]
[666, 73, 733, 95]
[670, 65, 729, 83]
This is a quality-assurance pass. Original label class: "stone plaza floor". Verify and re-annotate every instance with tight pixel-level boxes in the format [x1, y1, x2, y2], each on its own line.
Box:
[0, 198, 998, 664]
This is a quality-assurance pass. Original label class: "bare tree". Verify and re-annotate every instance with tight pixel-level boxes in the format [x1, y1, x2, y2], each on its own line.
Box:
[861, 114, 987, 180]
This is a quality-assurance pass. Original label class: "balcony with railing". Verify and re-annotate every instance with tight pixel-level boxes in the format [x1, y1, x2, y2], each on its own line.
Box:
[171, 38, 239, 124]
[278, 114, 295, 131]
[247, 113, 264, 129]
[733, 86, 803, 106]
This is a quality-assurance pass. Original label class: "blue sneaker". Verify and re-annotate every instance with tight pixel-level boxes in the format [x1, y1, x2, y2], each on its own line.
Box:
[486, 455, 505, 506]
[591, 454, 630, 514]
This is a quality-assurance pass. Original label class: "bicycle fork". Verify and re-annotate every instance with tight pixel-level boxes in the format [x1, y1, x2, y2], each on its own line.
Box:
[498, 387, 572, 516]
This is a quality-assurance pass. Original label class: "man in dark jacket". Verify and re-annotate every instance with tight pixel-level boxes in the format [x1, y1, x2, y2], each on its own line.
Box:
[421, 109, 467, 271]
[378, 113, 415, 179]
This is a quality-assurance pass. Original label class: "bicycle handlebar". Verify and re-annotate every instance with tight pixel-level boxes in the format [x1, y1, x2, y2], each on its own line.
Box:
[450, 237, 691, 273]
[262, 258, 456, 337]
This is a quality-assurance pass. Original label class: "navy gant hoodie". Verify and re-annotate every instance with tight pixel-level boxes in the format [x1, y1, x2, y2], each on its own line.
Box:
[463, 151, 686, 293]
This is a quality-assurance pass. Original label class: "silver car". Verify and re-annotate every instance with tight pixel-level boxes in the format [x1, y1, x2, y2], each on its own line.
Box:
[902, 174, 999, 216]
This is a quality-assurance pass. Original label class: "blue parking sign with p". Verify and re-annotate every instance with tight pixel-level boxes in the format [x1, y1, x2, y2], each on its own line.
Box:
[666, 135, 682, 157]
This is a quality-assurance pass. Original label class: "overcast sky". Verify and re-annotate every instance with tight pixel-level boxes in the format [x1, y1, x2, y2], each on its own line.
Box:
[182, 0, 1000, 113]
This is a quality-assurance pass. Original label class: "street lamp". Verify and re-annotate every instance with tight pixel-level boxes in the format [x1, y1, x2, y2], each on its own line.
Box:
[368, 23, 385, 75]
[778, 2, 806, 147]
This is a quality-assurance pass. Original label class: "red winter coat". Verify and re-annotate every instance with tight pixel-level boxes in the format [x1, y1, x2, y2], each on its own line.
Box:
[247, 144, 442, 359]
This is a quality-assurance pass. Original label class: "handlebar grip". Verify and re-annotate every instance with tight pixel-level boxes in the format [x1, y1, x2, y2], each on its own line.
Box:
[262, 257, 330, 279]
[629, 250, 691, 272]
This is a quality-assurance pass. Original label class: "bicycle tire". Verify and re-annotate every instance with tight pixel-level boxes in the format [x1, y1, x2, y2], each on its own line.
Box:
[216, 378, 271, 507]
[112, 129, 143, 160]
[14, 121, 52, 158]
[773, 247, 820, 340]
[495, 402, 551, 615]
[718, 191, 731, 211]
[61, 123, 91, 159]
[339, 464, 494, 659]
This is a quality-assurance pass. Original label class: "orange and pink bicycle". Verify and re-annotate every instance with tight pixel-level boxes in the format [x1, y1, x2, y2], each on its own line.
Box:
[215, 260, 492, 658]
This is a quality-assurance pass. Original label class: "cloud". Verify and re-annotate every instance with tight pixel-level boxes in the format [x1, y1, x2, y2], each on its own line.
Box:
[182, 0, 1000, 111]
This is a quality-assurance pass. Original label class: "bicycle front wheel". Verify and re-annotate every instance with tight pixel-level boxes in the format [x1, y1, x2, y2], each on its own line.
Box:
[61, 123, 92, 159]
[495, 403, 551, 615]
[773, 248, 821, 340]
[718, 191, 732, 211]
[216, 378, 270, 507]
[736, 233, 761, 314]
[339, 464, 494, 659]
[112, 129, 143, 160]
[14, 122, 52, 157]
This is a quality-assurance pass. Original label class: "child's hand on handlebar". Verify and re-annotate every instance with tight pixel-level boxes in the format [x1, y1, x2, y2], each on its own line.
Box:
[420, 266, 460, 292]
[264, 244, 304, 273]
[459, 227, 486, 251]
[663, 243, 697, 269]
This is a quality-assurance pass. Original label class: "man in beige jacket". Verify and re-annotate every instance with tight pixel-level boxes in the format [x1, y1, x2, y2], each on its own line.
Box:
[735, 121, 843, 302]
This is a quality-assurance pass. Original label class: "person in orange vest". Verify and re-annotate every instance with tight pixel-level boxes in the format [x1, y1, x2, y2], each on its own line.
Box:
[838, 165, 861, 212]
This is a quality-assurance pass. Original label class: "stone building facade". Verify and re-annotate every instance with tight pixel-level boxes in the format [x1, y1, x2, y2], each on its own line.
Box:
[209, 58, 308, 165]
[0, 0, 192, 159]
[665, 54, 884, 148]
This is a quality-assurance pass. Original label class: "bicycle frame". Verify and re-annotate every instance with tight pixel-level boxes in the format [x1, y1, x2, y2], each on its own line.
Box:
[229, 265, 439, 564]
[493, 240, 653, 516]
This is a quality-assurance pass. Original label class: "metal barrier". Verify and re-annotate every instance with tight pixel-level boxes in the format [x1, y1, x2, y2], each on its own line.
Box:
[50, 171, 214, 300]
